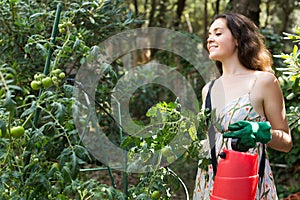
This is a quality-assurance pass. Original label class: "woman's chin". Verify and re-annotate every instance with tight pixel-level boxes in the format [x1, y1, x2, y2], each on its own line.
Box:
[209, 54, 219, 61]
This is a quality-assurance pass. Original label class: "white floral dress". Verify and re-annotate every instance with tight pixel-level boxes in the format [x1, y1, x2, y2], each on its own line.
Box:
[193, 93, 278, 200]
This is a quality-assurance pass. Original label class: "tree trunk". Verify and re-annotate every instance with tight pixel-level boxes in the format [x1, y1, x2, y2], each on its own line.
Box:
[280, 0, 294, 33]
[148, 0, 156, 27]
[144, 0, 148, 12]
[203, 0, 208, 50]
[133, 0, 138, 15]
[263, 0, 270, 28]
[230, 0, 261, 26]
[174, 0, 187, 29]
[215, 0, 220, 16]
[157, 1, 167, 27]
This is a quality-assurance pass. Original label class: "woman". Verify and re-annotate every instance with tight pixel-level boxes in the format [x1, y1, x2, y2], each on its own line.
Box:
[193, 13, 293, 200]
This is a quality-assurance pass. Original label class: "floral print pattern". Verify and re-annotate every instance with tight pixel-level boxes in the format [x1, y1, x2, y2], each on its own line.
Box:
[193, 93, 278, 200]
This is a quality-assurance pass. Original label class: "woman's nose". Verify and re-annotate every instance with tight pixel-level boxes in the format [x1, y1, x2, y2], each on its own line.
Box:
[207, 35, 214, 42]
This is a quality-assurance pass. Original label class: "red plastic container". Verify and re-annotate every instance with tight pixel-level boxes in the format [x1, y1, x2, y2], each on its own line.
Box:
[217, 149, 258, 177]
[210, 149, 259, 200]
[212, 175, 259, 200]
[210, 194, 227, 200]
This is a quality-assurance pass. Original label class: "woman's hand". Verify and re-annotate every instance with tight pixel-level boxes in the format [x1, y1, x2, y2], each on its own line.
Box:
[223, 120, 272, 149]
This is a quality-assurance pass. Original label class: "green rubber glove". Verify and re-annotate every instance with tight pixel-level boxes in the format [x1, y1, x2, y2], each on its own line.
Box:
[223, 120, 272, 149]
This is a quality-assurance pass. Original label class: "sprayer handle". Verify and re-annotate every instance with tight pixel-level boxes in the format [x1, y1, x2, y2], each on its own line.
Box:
[231, 138, 249, 152]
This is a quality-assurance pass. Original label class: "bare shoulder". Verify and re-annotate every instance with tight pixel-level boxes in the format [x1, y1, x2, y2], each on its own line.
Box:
[254, 71, 284, 104]
[255, 71, 279, 87]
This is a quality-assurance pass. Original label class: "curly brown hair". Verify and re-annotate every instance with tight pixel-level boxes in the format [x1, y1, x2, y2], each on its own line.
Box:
[211, 13, 273, 74]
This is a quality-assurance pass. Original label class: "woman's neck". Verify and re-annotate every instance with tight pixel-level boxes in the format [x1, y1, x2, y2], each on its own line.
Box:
[220, 56, 253, 76]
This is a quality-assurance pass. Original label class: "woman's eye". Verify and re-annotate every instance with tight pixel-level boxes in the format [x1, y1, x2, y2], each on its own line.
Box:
[216, 33, 222, 36]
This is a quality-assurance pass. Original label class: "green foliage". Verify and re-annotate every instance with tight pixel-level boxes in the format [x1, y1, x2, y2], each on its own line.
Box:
[2, 0, 298, 198]
[127, 168, 174, 200]
[0, 0, 135, 199]
[1, 0, 204, 199]
[122, 101, 208, 199]
[275, 26, 300, 132]
[122, 101, 198, 170]
[270, 25, 300, 197]
[261, 28, 285, 70]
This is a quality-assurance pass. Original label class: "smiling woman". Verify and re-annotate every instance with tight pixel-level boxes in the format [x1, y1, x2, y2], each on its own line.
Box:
[207, 19, 238, 63]
[193, 13, 292, 200]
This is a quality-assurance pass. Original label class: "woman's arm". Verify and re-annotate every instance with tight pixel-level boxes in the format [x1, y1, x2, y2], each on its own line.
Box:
[202, 83, 209, 103]
[262, 73, 293, 152]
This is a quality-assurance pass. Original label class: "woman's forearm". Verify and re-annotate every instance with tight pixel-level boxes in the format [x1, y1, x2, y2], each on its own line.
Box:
[267, 129, 293, 152]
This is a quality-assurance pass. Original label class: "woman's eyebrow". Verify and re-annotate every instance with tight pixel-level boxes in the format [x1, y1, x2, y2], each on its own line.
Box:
[208, 27, 223, 35]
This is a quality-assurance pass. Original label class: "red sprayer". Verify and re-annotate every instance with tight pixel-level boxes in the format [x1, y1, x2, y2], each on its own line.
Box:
[210, 139, 259, 200]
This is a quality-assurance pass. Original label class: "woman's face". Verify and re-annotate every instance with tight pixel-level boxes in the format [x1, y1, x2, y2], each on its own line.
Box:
[207, 18, 238, 62]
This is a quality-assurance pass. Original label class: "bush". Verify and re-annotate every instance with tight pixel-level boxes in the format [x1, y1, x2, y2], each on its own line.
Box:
[270, 25, 300, 198]
[0, 0, 136, 199]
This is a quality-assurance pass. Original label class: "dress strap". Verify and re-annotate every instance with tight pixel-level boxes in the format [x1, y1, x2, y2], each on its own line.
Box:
[205, 79, 218, 177]
[249, 75, 258, 94]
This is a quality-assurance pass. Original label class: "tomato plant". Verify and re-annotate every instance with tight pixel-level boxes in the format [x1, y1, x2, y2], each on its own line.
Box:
[0, 0, 136, 199]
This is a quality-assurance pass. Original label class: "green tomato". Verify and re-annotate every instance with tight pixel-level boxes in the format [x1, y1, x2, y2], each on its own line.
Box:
[51, 76, 59, 85]
[161, 146, 172, 157]
[42, 77, 53, 88]
[34, 73, 39, 80]
[66, 21, 72, 26]
[37, 73, 45, 79]
[151, 190, 160, 199]
[31, 80, 41, 90]
[52, 69, 62, 75]
[59, 27, 65, 33]
[10, 126, 25, 138]
[58, 72, 65, 79]
[52, 76, 58, 82]
[52, 162, 60, 170]
[166, 155, 176, 163]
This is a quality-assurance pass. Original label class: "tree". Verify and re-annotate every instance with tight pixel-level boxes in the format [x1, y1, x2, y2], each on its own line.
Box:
[229, 0, 261, 25]
[260, 0, 300, 41]
[174, 0, 187, 29]
[214, 0, 221, 16]
[203, 0, 209, 49]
